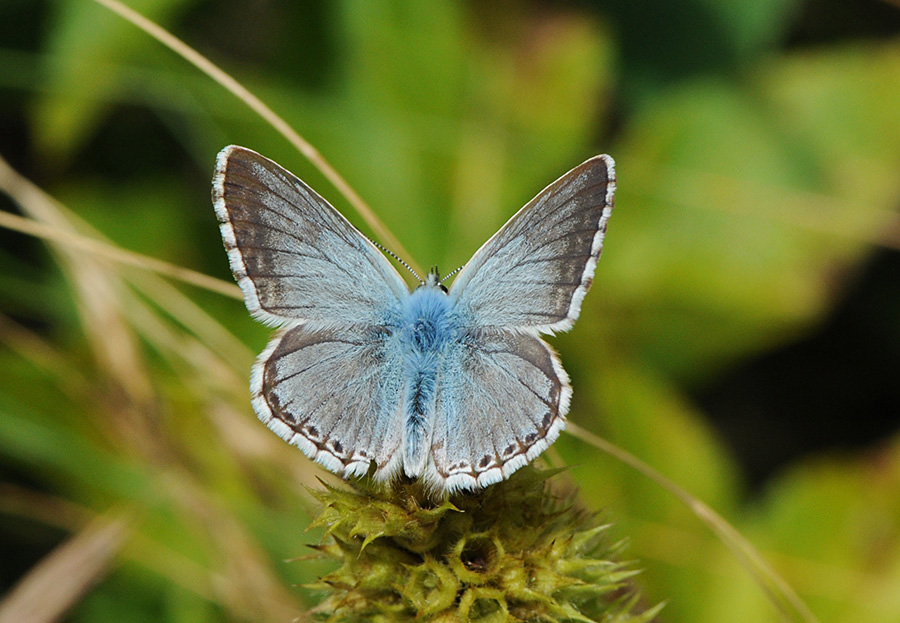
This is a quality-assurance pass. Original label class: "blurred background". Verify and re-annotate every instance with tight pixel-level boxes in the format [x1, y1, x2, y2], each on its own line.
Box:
[2, 0, 900, 621]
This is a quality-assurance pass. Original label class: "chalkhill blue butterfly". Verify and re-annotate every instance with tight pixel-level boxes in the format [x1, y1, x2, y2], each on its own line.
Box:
[213, 146, 615, 493]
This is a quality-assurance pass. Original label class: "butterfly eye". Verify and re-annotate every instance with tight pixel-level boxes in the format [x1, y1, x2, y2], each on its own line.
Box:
[416, 266, 447, 292]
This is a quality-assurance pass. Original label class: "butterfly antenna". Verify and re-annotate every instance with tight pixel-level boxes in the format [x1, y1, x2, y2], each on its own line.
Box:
[440, 265, 465, 284]
[371, 240, 423, 284]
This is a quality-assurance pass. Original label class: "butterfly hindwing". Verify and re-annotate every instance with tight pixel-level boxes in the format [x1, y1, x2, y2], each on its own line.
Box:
[449, 155, 615, 333]
[428, 329, 569, 491]
[254, 322, 406, 479]
[213, 145, 409, 326]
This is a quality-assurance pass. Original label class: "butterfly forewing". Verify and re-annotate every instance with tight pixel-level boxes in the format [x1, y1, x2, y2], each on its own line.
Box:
[213, 145, 409, 326]
[449, 155, 615, 333]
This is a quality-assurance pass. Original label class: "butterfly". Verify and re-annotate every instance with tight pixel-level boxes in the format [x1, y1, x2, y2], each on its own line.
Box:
[212, 146, 615, 493]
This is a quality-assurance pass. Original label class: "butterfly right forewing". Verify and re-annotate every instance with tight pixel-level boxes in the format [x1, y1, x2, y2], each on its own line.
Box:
[449, 155, 615, 334]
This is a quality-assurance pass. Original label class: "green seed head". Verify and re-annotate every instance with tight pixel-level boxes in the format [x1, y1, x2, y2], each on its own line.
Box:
[305, 467, 661, 622]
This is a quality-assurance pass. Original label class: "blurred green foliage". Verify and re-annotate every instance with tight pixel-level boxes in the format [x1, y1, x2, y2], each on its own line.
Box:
[1, 1, 900, 622]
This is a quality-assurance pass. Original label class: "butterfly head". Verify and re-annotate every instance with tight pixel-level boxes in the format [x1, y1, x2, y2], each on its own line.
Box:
[421, 266, 448, 293]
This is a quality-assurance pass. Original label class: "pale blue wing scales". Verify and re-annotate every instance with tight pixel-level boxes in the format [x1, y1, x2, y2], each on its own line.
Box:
[252, 323, 405, 479]
[449, 155, 615, 333]
[213, 145, 409, 326]
[425, 330, 569, 492]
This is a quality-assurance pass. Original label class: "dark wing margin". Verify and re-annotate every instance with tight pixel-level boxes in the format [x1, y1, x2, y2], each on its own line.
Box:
[212, 145, 409, 326]
[449, 155, 615, 333]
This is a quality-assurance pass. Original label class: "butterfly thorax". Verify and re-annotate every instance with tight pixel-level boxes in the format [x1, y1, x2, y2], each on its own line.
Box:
[405, 272, 452, 348]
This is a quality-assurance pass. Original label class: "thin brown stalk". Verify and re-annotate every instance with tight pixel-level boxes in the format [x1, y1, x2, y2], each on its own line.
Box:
[566, 421, 820, 623]
[0, 209, 241, 300]
[90, 0, 419, 276]
[0, 512, 132, 623]
[0, 153, 252, 368]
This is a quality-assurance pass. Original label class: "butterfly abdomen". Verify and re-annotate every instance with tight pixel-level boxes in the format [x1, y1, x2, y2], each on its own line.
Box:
[399, 283, 459, 478]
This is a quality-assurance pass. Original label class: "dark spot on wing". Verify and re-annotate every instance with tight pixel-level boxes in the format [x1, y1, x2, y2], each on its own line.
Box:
[448, 460, 470, 473]
[548, 384, 560, 404]
[265, 384, 283, 409]
[541, 412, 554, 430]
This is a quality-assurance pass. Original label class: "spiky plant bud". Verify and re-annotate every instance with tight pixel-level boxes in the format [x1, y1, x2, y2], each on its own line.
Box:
[304, 467, 662, 622]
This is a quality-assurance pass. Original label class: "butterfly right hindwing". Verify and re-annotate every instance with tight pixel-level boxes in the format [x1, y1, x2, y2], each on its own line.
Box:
[427, 328, 569, 491]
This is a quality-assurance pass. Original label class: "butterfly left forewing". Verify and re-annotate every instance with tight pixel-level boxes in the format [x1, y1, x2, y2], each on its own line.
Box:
[449, 155, 615, 334]
[213, 145, 409, 327]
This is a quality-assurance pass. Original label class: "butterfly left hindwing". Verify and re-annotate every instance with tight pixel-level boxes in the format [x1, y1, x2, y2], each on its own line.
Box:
[253, 323, 405, 479]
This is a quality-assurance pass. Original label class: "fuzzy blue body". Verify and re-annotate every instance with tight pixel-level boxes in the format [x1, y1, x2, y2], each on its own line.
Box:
[394, 275, 460, 477]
